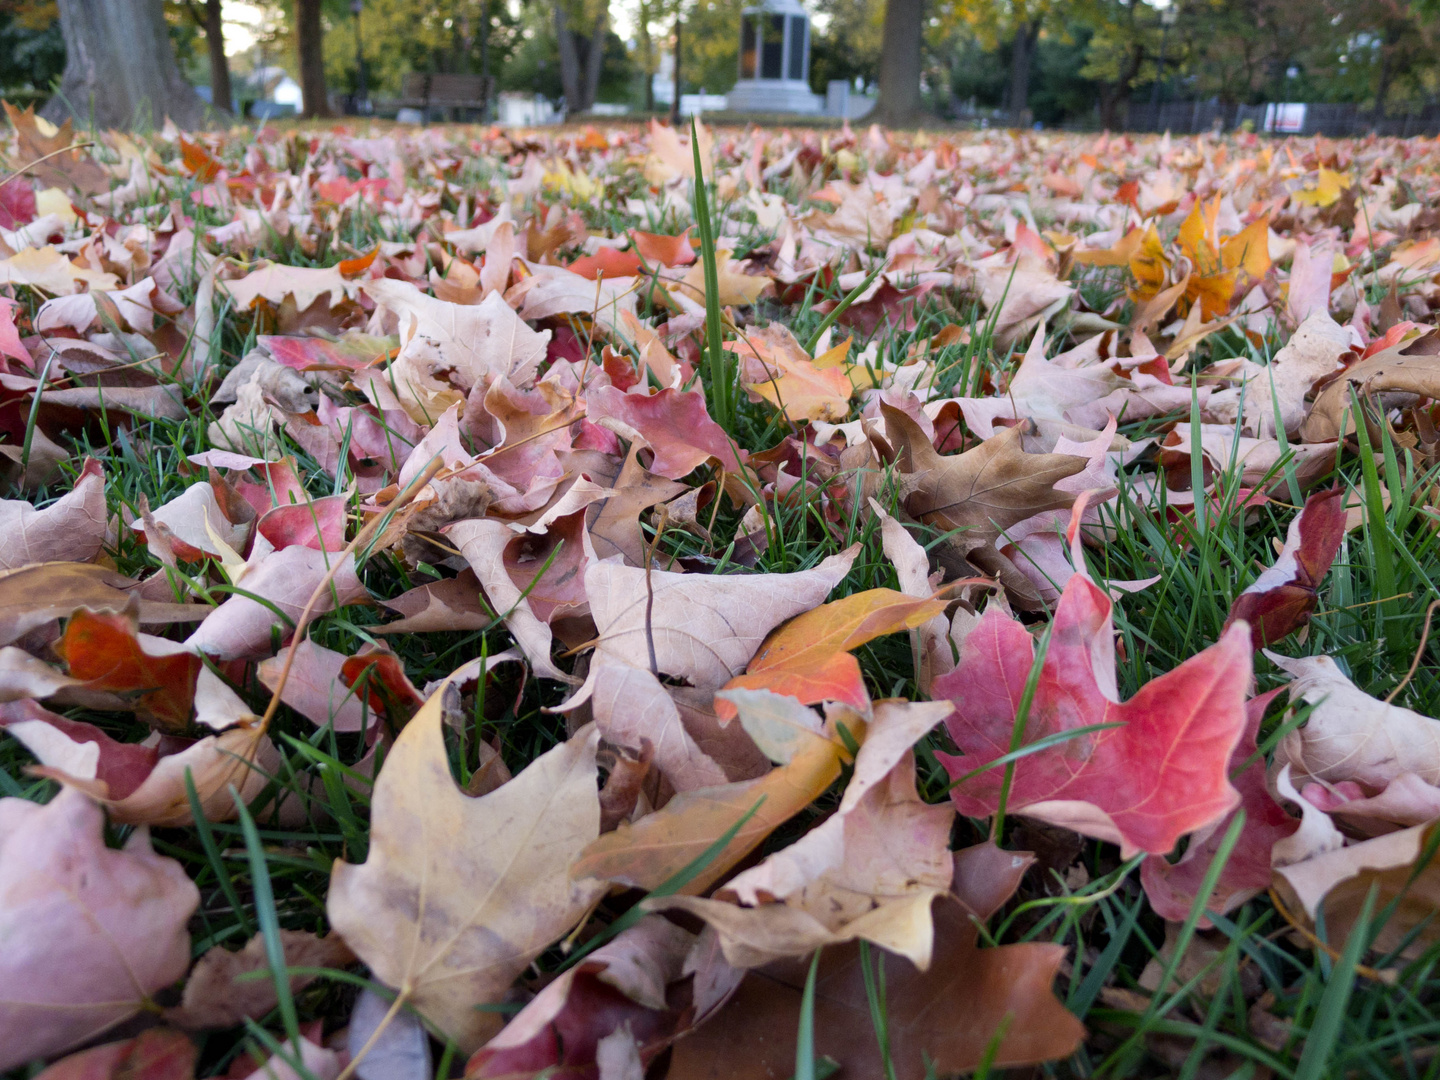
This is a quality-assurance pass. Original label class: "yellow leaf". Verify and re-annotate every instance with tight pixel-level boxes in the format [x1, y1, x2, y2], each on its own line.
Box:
[1127, 224, 1170, 303]
[1293, 167, 1350, 208]
[1176, 198, 1221, 273]
[673, 250, 770, 308]
[812, 336, 853, 369]
[1072, 227, 1143, 268]
[1220, 216, 1271, 280]
[729, 322, 855, 423]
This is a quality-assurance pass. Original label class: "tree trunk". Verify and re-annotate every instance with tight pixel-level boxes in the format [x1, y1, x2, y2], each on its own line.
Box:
[1373, 25, 1401, 119]
[640, 1, 655, 113]
[583, 10, 607, 112]
[295, 0, 331, 118]
[555, 7, 585, 115]
[44, 0, 213, 129]
[875, 0, 924, 127]
[204, 0, 232, 114]
[1006, 20, 1039, 127]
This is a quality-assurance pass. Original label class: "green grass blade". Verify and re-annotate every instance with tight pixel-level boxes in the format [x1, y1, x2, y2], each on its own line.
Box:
[1295, 884, 1379, 1080]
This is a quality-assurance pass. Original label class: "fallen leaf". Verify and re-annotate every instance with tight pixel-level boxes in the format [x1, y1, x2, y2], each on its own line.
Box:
[2, 693, 281, 826]
[1273, 821, 1438, 955]
[570, 699, 853, 896]
[1141, 689, 1298, 925]
[0, 458, 108, 571]
[56, 610, 203, 731]
[0, 787, 199, 1069]
[0, 562, 205, 648]
[1300, 337, 1440, 443]
[1269, 651, 1440, 788]
[663, 848, 1085, 1080]
[885, 403, 1086, 584]
[257, 639, 374, 731]
[1225, 488, 1346, 649]
[588, 386, 745, 480]
[727, 322, 855, 423]
[466, 916, 705, 1079]
[348, 988, 433, 1080]
[31, 1029, 196, 1080]
[936, 571, 1253, 857]
[652, 750, 953, 969]
[186, 546, 367, 660]
[563, 547, 856, 793]
[165, 931, 355, 1030]
[327, 687, 605, 1052]
[717, 588, 946, 719]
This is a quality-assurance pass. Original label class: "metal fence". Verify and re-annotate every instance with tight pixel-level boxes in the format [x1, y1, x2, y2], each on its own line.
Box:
[1123, 99, 1440, 137]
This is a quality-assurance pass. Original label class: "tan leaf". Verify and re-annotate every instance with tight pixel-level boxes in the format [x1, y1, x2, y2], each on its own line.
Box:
[185, 546, 367, 660]
[1301, 337, 1440, 443]
[652, 750, 953, 969]
[1268, 651, 1440, 789]
[0, 457, 108, 572]
[571, 695, 864, 897]
[327, 688, 605, 1053]
[885, 403, 1085, 557]
[562, 547, 857, 792]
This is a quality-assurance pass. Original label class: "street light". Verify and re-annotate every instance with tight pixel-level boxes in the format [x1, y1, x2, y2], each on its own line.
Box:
[351, 0, 370, 114]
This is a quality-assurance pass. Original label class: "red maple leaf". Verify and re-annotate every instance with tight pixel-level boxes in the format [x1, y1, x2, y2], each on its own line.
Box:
[934, 573, 1252, 857]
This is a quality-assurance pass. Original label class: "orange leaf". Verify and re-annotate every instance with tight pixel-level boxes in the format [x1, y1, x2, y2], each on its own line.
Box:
[179, 136, 222, 182]
[631, 227, 696, 267]
[337, 245, 379, 277]
[56, 611, 202, 731]
[716, 589, 946, 720]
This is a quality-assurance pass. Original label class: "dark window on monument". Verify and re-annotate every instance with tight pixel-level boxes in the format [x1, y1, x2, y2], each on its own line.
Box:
[740, 18, 758, 79]
[787, 15, 806, 80]
[761, 14, 785, 79]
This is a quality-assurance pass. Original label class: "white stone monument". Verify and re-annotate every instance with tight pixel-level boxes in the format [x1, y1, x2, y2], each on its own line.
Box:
[726, 0, 823, 114]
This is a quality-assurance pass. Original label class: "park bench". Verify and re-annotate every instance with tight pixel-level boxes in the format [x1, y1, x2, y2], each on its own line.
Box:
[385, 73, 494, 121]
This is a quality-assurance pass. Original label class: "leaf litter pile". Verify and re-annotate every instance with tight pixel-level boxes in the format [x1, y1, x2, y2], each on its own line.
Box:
[3, 109, 1440, 1078]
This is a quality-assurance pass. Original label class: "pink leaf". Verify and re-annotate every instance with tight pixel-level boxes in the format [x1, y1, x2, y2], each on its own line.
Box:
[0, 178, 36, 230]
[587, 387, 745, 479]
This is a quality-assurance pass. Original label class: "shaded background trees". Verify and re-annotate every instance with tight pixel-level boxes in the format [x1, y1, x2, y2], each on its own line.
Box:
[3, 0, 1440, 129]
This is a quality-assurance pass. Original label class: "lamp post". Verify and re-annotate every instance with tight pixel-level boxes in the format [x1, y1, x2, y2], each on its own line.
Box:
[351, 0, 369, 114]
